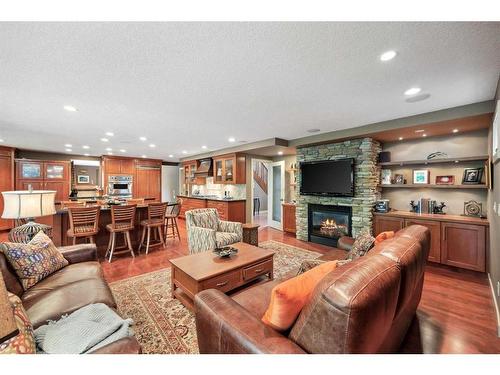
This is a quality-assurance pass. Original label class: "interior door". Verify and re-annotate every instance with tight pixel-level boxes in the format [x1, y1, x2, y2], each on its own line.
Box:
[268, 161, 285, 230]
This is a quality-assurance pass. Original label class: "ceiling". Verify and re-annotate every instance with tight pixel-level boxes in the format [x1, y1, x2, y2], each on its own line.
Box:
[0, 22, 499, 161]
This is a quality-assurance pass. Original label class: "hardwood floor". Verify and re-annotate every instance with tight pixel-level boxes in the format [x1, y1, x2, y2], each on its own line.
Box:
[1, 220, 499, 353]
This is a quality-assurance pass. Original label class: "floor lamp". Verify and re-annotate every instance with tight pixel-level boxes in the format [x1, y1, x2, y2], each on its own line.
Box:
[1, 189, 56, 243]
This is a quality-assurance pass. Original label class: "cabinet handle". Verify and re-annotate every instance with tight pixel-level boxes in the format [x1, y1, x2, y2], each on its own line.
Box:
[216, 281, 228, 287]
[254, 269, 263, 273]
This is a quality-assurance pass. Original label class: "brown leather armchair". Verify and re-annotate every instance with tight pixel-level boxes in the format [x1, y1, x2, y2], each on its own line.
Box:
[195, 225, 430, 354]
[0, 243, 141, 354]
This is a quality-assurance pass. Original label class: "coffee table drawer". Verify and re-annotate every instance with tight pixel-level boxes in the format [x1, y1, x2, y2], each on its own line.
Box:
[243, 259, 273, 281]
[201, 270, 241, 293]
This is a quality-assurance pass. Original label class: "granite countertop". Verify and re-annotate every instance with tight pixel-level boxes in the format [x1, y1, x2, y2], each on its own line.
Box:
[177, 194, 246, 202]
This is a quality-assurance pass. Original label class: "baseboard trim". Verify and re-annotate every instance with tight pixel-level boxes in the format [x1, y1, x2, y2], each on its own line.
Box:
[487, 273, 500, 337]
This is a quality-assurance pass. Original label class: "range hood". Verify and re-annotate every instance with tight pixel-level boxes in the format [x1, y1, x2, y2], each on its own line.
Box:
[194, 158, 213, 177]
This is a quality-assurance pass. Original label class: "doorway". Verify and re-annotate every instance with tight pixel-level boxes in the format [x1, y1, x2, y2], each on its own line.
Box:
[251, 159, 270, 227]
[267, 160, 285, 230]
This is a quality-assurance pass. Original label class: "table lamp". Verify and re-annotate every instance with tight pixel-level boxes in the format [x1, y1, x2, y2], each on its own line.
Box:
[1, 189, 56, 243]
[0, 274, 18, 344]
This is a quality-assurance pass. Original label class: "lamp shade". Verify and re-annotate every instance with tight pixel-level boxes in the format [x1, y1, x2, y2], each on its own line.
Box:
[1, 190, 56, 219]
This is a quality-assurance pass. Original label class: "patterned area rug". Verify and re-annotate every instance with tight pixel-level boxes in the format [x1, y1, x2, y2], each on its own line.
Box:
[109, 240, 321, 354]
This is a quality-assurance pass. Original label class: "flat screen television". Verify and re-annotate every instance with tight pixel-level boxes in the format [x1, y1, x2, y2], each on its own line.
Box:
[300, 158, 354, 197]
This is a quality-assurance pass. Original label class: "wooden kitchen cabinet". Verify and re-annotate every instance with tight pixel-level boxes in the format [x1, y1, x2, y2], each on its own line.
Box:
[207, 199, 246, 223]
[179, 197, 207, 218]
[441, 222, 486, 272]
[15, 159, 71, 203]
[0, 147, 15, 230]
[282, 203, 296, 234]
[374, 211, 488, 272]
[404, 218, 441, 263]
[134, 159, 162, 201]
[213, 153, 246, 184]
[102, 156, 135, 175]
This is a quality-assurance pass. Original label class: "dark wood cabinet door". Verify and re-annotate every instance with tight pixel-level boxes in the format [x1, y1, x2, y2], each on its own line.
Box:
[148, 169, 161, 201]
[282, 204, 296, 234]
[104, 158, 122, 175]
[404, 218, 441, 263]
[120, 159, 135, 175]
[44, 162, 69, 180]
[441, 222, 486, 272]
[134, 168, 150, 199]
[17, 180, 44, 191]
[0, 153, 14, 230]
[17, 160, 43, 179]
[374, 216, 404, 236]
[44, 180, 69, 203]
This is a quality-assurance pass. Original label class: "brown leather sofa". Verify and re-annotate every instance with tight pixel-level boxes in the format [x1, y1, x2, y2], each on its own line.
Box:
[194, 225, 430, 354]
[0, 243, 141, 354]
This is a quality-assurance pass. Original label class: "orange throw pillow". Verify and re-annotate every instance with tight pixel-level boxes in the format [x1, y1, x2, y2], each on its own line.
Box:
[374, 231, 395, 245]
[262, 261, 337, 331]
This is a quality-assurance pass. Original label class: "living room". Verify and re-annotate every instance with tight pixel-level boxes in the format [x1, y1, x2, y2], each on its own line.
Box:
[1, 2, 499, 374]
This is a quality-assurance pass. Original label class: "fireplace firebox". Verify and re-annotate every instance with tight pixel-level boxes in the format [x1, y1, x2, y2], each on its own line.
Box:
[308, 204, 352, 247]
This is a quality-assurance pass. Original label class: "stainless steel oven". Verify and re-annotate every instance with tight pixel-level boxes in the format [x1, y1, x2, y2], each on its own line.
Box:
[107, 175, 133, 197]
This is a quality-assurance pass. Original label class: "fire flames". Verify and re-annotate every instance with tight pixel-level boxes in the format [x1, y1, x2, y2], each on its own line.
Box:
[319, 218, 348, 238]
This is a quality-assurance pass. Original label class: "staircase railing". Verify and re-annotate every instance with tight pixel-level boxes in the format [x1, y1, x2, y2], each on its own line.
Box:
[253, 162, 268, 193]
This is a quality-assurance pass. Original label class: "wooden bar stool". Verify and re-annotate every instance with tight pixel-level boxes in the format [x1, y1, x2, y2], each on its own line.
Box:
[164, 198, 182, 242]
[67, 206, 100, 245]
[138, 202, 168, 254]
[105, 204, 137, 263]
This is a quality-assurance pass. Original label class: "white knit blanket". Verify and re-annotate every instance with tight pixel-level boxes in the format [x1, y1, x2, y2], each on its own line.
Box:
[34, 303, 133, 354]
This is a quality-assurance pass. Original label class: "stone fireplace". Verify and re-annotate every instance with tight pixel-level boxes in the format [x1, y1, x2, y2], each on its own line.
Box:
[296, 138, 381, 244]
[308, 204, 352, 247]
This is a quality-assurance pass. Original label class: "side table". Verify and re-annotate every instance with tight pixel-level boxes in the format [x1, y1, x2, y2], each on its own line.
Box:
[242, 223, 260, 246]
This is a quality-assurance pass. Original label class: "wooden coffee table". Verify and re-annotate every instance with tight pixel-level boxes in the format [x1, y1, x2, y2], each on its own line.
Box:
[169, 242, 275, 310]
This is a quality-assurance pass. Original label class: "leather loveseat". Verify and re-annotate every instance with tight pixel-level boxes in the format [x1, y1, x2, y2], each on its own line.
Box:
[194, 225, 430, 354]
[0, 243, 141, 354]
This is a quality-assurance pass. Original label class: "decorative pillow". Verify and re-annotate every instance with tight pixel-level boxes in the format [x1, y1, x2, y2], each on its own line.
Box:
[0, 293, 36, 354]
[374, 231, 395, 245]
[262, 261, 338, 331]
[1, 231, 68, 290]
[296, 259, 326, 275]
[346, 230, 375, 260]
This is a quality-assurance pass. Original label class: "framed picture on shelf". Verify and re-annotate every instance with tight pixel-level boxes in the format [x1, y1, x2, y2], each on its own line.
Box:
[77, 175, 90, 184]
[462, 168, 483, 184]
[413, 169, 430, 184]
[393, 174, 404, 184]
[436, 175, 455, 185]
[381, 169, 392, 185]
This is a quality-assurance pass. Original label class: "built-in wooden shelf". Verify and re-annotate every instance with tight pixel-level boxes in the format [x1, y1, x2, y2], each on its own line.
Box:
[379, 184, 488, 189]
[379, 155, 488, 167]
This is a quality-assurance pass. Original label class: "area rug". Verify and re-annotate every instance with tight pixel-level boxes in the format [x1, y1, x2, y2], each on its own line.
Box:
[109, 240, 321, 354]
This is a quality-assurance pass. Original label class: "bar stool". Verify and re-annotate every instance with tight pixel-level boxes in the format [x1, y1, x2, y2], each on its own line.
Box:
[138, 202, 168, 254]
[105, 204, 137, 263]
[67, 206, 100, 245]
[164, 198, 182, 242]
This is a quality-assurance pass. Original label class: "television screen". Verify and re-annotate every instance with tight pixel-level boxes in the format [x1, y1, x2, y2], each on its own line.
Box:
[300, 159, 354, 197]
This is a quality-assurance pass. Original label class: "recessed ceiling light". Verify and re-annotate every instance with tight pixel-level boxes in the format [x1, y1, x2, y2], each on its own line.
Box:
[182, 150, 187, 154]
[422, 134, 427, 137]
[106, 147, 112, 151]
[452, 129, 459, 133]
[201, 145, 207, 149]
[415, 129, 425, 133]
[84, 153, 90, 156]
[398, 137, 403, 141]
[149, 144, 156, 148]
[64, 144, 72, 148]
[168, 154, 174, 158]
[278, 151, 283, 155]
[404, 87, 421, 96]
[82, 145, 90, 149]
[141, 155, 147, 158]
[139, 136, 147, 141]
[380, 50, 397, 61]
[107, 152, 113, 155]
[64, 105, 78, 112]
[65, 148, 72, 152]
[120, 149, 126, 153]
[105, 132, 114, 137]
[307, 128, 321, 133]
[100, 138, 109, 142]
[0, 139, 4, 143]
[228, 137, 236, 143]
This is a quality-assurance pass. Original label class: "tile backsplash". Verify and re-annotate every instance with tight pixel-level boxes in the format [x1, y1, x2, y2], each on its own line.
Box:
[191, 177, 246, 199]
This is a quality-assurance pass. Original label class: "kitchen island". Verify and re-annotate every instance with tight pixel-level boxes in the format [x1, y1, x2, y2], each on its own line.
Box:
[51, 203, 175, 259]
[177, 195, 246, 223]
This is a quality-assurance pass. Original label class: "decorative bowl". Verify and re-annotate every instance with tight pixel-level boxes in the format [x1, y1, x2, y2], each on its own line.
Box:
[213, 246, 238, 258]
